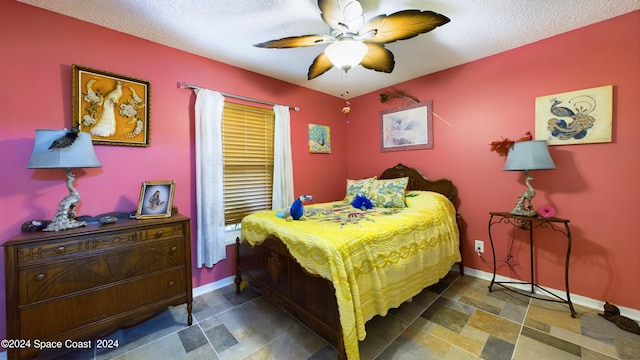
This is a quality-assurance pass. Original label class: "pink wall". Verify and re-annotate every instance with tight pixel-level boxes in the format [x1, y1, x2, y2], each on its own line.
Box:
[346, 11, 640, 310]
[0, 0, 346, 343]
[1, 0, 638, 347]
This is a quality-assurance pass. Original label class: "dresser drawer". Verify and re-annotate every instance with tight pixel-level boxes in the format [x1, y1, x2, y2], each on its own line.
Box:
[18, 239, 185, 305]
[5, 215, 192, 360]
[18, 268, 187, 340]
[15, 223, 185, 266]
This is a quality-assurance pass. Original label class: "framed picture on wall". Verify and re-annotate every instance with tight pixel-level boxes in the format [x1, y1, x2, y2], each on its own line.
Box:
[136, 180, 175, 219]
[72, 64, 151, 147]
[308, 124, 331, 153]
[380, 100, 433, 152]
[534, 85, 613, 145]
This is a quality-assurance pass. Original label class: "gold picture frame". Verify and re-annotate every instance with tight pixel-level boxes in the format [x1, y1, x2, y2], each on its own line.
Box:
[380, 100, 433, 152]
[308, 124, 331, 153]
[72, 64, 150, 146]
[136, 180, 175, 219]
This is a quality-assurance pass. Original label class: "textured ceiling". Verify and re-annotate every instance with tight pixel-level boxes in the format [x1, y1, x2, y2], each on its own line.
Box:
[18, 0, 640, 98]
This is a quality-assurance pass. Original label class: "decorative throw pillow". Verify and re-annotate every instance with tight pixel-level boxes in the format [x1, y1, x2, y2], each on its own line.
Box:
[370, 177, 409, 208]
[344, 177, 376, 203]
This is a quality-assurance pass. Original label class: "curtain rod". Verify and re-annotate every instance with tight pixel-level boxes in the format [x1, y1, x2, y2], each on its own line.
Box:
[178, 82, 300, 112]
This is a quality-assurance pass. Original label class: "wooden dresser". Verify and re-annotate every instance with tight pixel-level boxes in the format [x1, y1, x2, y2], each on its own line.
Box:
[3, 214, 192, 359]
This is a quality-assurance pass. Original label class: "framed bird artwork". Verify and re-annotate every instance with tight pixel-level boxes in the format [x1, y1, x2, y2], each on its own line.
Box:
[72, 65, 151, 147]
[534, 85, 613, 146]
[308, 124, 331, 154]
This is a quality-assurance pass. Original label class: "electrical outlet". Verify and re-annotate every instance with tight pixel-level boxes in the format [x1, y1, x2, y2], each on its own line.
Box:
[475, 240, 484, 253]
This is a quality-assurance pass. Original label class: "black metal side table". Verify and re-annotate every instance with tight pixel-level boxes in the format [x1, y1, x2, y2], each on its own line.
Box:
[488, 212, 577, 317]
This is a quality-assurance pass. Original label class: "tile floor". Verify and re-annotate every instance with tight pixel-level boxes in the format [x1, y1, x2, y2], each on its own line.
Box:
[33, 273, 639, 360]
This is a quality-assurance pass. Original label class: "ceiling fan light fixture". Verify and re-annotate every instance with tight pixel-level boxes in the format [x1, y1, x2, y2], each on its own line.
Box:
[256, 1, 450, 80]
[325, 40, 368, 72]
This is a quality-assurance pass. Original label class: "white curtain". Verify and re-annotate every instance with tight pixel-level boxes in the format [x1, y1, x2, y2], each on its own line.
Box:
[195, 89, 226, 267]
[272, 104, 294, 210]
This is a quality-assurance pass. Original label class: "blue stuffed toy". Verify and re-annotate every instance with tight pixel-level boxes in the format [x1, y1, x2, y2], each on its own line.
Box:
[290, 195, 314, 220]
[276, 195, 314, 220]
[351, 194, 374, 210]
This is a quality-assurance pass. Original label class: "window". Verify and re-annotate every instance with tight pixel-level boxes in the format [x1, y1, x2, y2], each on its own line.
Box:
[222, 103, 275, 225]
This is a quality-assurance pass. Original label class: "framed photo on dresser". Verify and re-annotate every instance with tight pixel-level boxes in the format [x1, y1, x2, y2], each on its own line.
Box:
[136, 180, 175, 219]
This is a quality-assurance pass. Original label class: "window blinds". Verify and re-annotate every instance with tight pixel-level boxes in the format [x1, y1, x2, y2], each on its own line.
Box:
[222, 103, 275, 225]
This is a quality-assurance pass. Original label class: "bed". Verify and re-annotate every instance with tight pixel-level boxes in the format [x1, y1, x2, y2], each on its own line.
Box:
[235, 163, 464, 360]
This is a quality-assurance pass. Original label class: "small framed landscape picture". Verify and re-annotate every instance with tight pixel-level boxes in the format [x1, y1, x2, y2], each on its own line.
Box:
[380, 100, 433, 152]
[136, 180, 175, 219]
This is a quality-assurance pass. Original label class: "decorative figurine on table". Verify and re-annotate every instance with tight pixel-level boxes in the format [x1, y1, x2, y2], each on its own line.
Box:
[599, 302, 640, 335]
[276, 195, 314, 220]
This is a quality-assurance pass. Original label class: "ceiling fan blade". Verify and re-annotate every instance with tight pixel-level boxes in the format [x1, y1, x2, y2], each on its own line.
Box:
[307, 52, 335, 80]
[254, 34, 332, 48]
[360, 43, 395, 73]
[319, 0, 364, 33]
[360, 10, 450, 44]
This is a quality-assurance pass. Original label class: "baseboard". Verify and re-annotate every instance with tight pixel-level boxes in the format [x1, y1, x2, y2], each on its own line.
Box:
[193, 275, 236, 297]
[462, 267, 640, 320]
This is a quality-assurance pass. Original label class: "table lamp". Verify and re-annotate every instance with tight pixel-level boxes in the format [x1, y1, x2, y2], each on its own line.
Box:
[504, 140, 555, 217]
[28, 129, 102, 231]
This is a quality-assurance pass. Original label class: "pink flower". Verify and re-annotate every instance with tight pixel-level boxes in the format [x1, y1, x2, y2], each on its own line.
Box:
[538, 204, 556, 218]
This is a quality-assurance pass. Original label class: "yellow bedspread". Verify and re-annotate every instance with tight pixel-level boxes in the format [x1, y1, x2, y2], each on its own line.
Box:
[241, 191, 461, 360]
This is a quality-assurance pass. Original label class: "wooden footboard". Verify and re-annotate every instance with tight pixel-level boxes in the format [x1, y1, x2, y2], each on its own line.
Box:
[235, 235, 346, 358]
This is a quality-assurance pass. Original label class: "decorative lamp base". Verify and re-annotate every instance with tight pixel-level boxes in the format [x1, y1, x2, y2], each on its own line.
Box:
[510, 170, 537, 217]
[509, 206, 537, 217]
[44, 216, 87, 232]
[43, 168, 87, 231]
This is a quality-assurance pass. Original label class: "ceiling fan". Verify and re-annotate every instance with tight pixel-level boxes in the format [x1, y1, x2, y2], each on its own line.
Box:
[254, 0, 450, 80]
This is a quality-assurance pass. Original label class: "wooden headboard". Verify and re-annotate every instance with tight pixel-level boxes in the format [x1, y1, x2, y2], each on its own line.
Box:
[378, 163, 457, 203]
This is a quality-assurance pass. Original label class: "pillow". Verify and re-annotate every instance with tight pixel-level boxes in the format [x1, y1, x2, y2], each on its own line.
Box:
[344, 177, 376, 203]
[370, 177, 409, 208]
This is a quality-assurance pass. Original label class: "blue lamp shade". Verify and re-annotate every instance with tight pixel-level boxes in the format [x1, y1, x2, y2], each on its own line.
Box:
[27, 129, 101, 169]
[504, 140, 555, 171]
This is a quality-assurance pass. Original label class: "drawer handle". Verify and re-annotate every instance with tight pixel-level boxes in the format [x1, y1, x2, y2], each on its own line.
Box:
[170, 246, 177, 253]
[155, 230, 163, 238]
[34, 273, 46, 281]
[55, 246, 66, 254]
[167, 281, 175, 288]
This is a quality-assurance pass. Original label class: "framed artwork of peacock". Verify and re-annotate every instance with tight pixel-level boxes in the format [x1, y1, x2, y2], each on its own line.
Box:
[72, 65, 151, 146]
[308, 124, 331, 153]
[534, 85, 612, 145]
